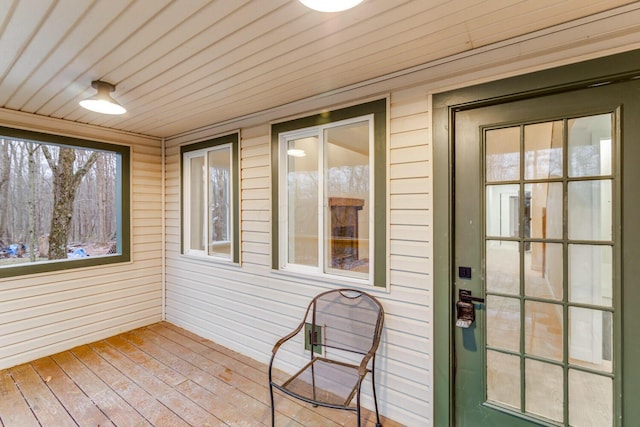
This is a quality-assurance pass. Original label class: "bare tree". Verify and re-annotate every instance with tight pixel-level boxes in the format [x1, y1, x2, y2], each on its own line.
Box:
[27, 143, 40, 262]
[42, 146, 100, 259]
[96, 154, 108, 244]
[11, 141, 27, 243]
[0, 139, 10, 243]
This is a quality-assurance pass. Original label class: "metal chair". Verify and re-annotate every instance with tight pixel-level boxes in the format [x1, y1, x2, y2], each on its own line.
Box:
[269, 288, 385, 426]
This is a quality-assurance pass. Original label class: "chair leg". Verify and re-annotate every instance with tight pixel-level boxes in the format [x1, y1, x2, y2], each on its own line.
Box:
[269, 383, 276, 427]
[356, 386, 362, 427]
[371, 361, 382, 426]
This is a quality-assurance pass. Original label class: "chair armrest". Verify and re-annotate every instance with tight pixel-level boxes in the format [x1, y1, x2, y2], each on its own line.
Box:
[269, 320, 307, 383]
[271, 322, 305, 354]
[358, 353, 373, 376]
[271, 302, 314, 355]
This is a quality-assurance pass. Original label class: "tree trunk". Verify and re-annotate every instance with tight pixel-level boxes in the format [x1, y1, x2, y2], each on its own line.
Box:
[97, 154, 107, 244]
[42, 146, 99, 260]
[27, 144, 39, 262]
[0, 140, 10, 243]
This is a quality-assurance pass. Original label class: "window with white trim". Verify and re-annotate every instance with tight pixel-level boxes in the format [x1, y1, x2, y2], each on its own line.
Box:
[181, 133, 239, 262]
[271, 99, 387, 286]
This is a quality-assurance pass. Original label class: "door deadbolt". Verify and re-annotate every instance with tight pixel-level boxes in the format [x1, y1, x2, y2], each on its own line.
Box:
[456, 289, 485, 328]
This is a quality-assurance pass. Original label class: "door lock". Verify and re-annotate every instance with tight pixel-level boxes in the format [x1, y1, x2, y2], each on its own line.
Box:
[456, 289, 485, 328]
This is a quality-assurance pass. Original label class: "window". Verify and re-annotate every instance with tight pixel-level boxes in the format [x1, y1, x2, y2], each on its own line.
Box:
[271, 99, 387, 286]
[181, 133, 239, 263]
[0, 127, 130, 278]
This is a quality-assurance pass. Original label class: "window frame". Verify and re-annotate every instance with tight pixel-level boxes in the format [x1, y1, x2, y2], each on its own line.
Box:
[271, 99, 387, 287]
[180, 132, 240, 264]
[0, 126, 131, 278]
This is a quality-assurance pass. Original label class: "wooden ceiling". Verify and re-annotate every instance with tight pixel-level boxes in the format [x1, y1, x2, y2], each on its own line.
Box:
[0, 0, 637, 138]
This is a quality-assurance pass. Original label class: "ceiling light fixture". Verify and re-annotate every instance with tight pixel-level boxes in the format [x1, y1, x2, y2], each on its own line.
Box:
[79, 80, 126, 115]
[299, 0, 364, 12]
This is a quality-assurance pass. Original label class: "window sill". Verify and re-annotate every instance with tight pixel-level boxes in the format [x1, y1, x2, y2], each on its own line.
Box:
[180, 252, 240, 267]
[270, 267, 389, 293]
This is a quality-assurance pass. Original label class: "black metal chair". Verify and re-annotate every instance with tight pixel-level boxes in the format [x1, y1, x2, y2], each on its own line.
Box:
[269, 288, 385, 427]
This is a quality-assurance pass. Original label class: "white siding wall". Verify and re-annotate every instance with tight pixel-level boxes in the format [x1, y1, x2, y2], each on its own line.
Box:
[165, 97, 434, 425]
[387, 89, 433, 422]
[0, 110, 163, 370]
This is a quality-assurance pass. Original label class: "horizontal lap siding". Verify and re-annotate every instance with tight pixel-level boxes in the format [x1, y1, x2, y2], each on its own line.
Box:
[387, 88, 433, 424]
[240, 127, 271, 268]
[164, 95, 433, 425]
[0, 118, 163, 370]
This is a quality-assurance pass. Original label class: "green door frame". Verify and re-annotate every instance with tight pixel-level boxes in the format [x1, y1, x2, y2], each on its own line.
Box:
[433, 49, 640, 426]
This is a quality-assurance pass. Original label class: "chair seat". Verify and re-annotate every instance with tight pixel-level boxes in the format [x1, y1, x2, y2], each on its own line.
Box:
[280, 357, 365, 407]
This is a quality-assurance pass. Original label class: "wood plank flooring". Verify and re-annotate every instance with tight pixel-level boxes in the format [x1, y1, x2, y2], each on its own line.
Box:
[0, 322, 404, 426]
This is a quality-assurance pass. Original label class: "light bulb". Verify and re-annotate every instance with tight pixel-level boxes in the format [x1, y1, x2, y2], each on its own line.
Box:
[299, 0, 364, 12]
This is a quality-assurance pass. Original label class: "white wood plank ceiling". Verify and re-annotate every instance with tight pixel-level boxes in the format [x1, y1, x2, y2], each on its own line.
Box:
[0, 0, 638, 138]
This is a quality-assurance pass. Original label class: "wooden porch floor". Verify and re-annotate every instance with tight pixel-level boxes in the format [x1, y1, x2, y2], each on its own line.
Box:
[0, 322, 404, 426]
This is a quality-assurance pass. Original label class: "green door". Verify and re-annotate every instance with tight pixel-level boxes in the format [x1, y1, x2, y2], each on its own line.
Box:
[451, 78, 640, 426]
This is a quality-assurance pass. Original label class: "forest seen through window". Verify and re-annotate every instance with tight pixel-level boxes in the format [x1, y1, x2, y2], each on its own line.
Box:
[0, 136, 121, 268]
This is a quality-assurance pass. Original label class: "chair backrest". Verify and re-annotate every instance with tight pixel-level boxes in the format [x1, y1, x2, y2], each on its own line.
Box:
[309, 289, 384, 356]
